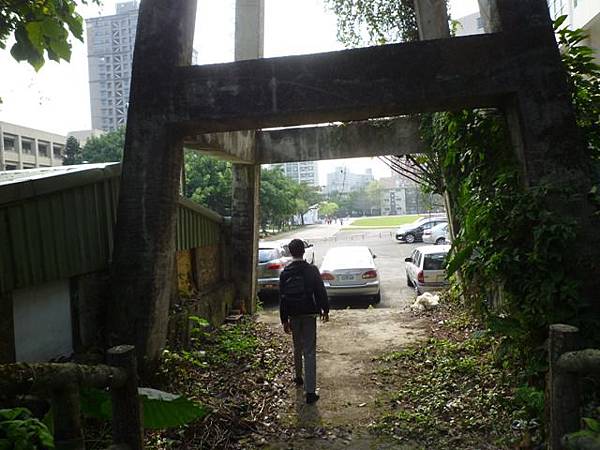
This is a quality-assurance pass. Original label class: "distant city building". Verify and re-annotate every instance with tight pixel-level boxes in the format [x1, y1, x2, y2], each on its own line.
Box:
[86, 1, 199, 132]
[270, 161, 319, 186]
[0, 121, 65, 170]
[326, 167, 374, 194]
[68, 129, 106, 145]
[455, 12, 485, 37]
[379, 173, 444, 215]
[86, 1, 139, 132]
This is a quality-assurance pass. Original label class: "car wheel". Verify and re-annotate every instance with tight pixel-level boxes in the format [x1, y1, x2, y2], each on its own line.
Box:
[406, 274, 413, 287]
[372, 292, 381, 304]
[414, 284, 421, 296]
[435, 237, 446, 245]
[405, 233, 415, 244]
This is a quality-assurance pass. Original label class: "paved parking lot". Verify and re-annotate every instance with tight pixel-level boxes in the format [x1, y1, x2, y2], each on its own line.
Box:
[263, 226, 421, 310]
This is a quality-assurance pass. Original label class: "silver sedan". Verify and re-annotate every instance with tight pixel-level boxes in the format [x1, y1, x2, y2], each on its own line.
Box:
[319, 246, 381, 303]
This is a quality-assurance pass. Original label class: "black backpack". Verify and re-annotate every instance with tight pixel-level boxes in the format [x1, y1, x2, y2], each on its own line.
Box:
[281, 267, 315, 316]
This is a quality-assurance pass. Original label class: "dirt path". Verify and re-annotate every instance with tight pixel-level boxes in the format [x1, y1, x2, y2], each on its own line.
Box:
[258, 307, 428, 448]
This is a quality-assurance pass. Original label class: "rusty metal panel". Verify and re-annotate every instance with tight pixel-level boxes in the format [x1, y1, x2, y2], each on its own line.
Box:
[175, 201, 222, 251]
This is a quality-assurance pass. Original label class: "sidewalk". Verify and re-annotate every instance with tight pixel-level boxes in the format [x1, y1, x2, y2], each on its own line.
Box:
[264, 223, 342, 242]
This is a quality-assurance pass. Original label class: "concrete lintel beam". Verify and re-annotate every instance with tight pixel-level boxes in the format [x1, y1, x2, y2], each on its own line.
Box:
[173, 32, 520, 133]
[256, 117, 425, 164]
[184, 130, 256, 164]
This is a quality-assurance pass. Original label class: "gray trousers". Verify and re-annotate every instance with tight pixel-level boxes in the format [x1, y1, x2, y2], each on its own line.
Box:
[290, 315, 317, 394]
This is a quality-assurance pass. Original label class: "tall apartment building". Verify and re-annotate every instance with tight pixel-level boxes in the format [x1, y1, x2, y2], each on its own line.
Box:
[86, 1, 139, 132]
[270, 161, 319, 186]
[326, 167, 374, 194]
[0, 122, 65, 171]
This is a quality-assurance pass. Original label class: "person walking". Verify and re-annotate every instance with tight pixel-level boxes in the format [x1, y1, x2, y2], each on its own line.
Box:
[279, 238, 330, 404]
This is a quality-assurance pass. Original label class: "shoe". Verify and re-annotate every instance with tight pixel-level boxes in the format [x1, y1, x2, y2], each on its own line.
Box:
[306, 393, 320, 404]
[293, 377, 304, 386]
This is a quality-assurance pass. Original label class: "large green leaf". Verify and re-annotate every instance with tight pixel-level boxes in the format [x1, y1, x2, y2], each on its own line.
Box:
[79, 387, 208, 429]
[138, 388, 209, 429]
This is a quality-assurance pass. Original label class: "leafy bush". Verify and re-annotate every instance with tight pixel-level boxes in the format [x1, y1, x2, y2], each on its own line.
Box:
[0, 408, 54, 450]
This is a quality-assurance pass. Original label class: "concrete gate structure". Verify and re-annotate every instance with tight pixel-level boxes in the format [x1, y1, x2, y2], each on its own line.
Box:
[107, 0, 598, 371]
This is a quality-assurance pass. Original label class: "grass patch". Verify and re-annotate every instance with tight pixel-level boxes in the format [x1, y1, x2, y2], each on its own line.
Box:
[370, 301, 543, 449]
[349, 215, 421, 227]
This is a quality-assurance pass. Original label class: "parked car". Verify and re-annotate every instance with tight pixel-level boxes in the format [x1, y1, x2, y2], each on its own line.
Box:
[320, 246, 380, 303]
[405, 245, 451, 295]
[422, 222, 450, 245]
[395, 215, 447, 244]
[257, 240, 315, 296]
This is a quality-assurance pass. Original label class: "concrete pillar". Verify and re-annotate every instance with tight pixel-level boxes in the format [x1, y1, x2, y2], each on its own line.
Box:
[33, 137, 39, 168]
[0, 125, 5, 171]
[109, 0, 197, 375]
[413, 0, 460, 237]
[414, 0, 450, 40]
[234, 0, 264, 61]
[16, 135, 23, 169]
[231, 0, 264, 314]
[483, 0, 600, 300]
[49, 140, 55, 166]
[231, 164, 260, 313]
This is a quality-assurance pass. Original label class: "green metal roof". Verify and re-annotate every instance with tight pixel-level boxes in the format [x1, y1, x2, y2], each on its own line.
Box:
[0, 163, 224, 293]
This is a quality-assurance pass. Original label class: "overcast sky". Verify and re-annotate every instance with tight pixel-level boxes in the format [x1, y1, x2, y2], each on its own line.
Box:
[0, 0, 479, 184]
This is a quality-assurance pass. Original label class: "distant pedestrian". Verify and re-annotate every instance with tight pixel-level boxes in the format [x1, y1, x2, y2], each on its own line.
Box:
[279, 238, 330, 404]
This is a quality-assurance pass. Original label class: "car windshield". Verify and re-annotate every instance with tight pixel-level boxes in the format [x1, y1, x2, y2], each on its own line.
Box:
[258, 249, 278, 263]
[423, 253, 447, 270]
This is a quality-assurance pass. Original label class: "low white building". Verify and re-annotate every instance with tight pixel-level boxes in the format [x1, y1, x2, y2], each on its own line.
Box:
[0, 121, 66, 170]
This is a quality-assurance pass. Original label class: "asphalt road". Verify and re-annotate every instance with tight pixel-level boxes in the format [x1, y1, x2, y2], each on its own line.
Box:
[265, 226, 421, 310]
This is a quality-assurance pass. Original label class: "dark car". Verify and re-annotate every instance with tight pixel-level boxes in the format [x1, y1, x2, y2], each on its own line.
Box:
[395, 216, 448, 244]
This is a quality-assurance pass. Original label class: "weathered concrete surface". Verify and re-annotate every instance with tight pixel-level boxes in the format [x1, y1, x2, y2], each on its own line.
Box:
[414, 0, 450, 40]
[174, 33, 514, 133]
[491, 0, 600, 301]
[184, 130, 256, 164]
[231, 164, 260, 314]
[229, 0, 263, 315]
[256, 117, 425, 164]
[108, 0, 197, 373]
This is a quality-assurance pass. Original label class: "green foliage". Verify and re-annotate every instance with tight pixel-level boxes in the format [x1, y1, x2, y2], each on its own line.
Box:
[184, 151, 232, 216]
[555, 16, 600, 161]
[259, 167, 299, 230]
[0, 408, 54, 449]
[79, 387, 208, 429]
[324, 0, 419, 46]
[513, 385, 545, 420]
[80, 127, 125, 163]
[1, 0, 96, 70]
[373, 335, 516, 448]
[318, 201, 339, 217]
[63, 135, 82, 165]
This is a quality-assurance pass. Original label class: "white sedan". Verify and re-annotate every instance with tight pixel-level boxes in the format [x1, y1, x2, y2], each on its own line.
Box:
[320, 246, 381, 303]
[405, 245, 450, 295]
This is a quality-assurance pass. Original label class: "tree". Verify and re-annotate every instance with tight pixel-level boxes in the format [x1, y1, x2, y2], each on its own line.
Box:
[1, 0, 95, 71]
[294, 183, 322, 225]
[324, 0, 418, 47]
[63, 135, 82, 165]
[81, 127, 125, 163]
[260, 167, 298, 231]
[183, 151, 232, 216]
[319, 201, 339, 218]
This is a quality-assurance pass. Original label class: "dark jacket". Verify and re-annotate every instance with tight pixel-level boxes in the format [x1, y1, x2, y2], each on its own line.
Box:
[279, 260, 329, 323]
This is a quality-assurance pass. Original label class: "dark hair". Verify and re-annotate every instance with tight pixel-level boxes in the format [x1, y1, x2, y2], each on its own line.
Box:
[288, 239, 305, 258]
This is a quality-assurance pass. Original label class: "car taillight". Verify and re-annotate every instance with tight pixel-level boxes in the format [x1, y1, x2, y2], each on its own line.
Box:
[321, 272, 335, 281]
[417, 270, 425, 283]
[362, 270, 378, 279]
[266, 262, 284, 270]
